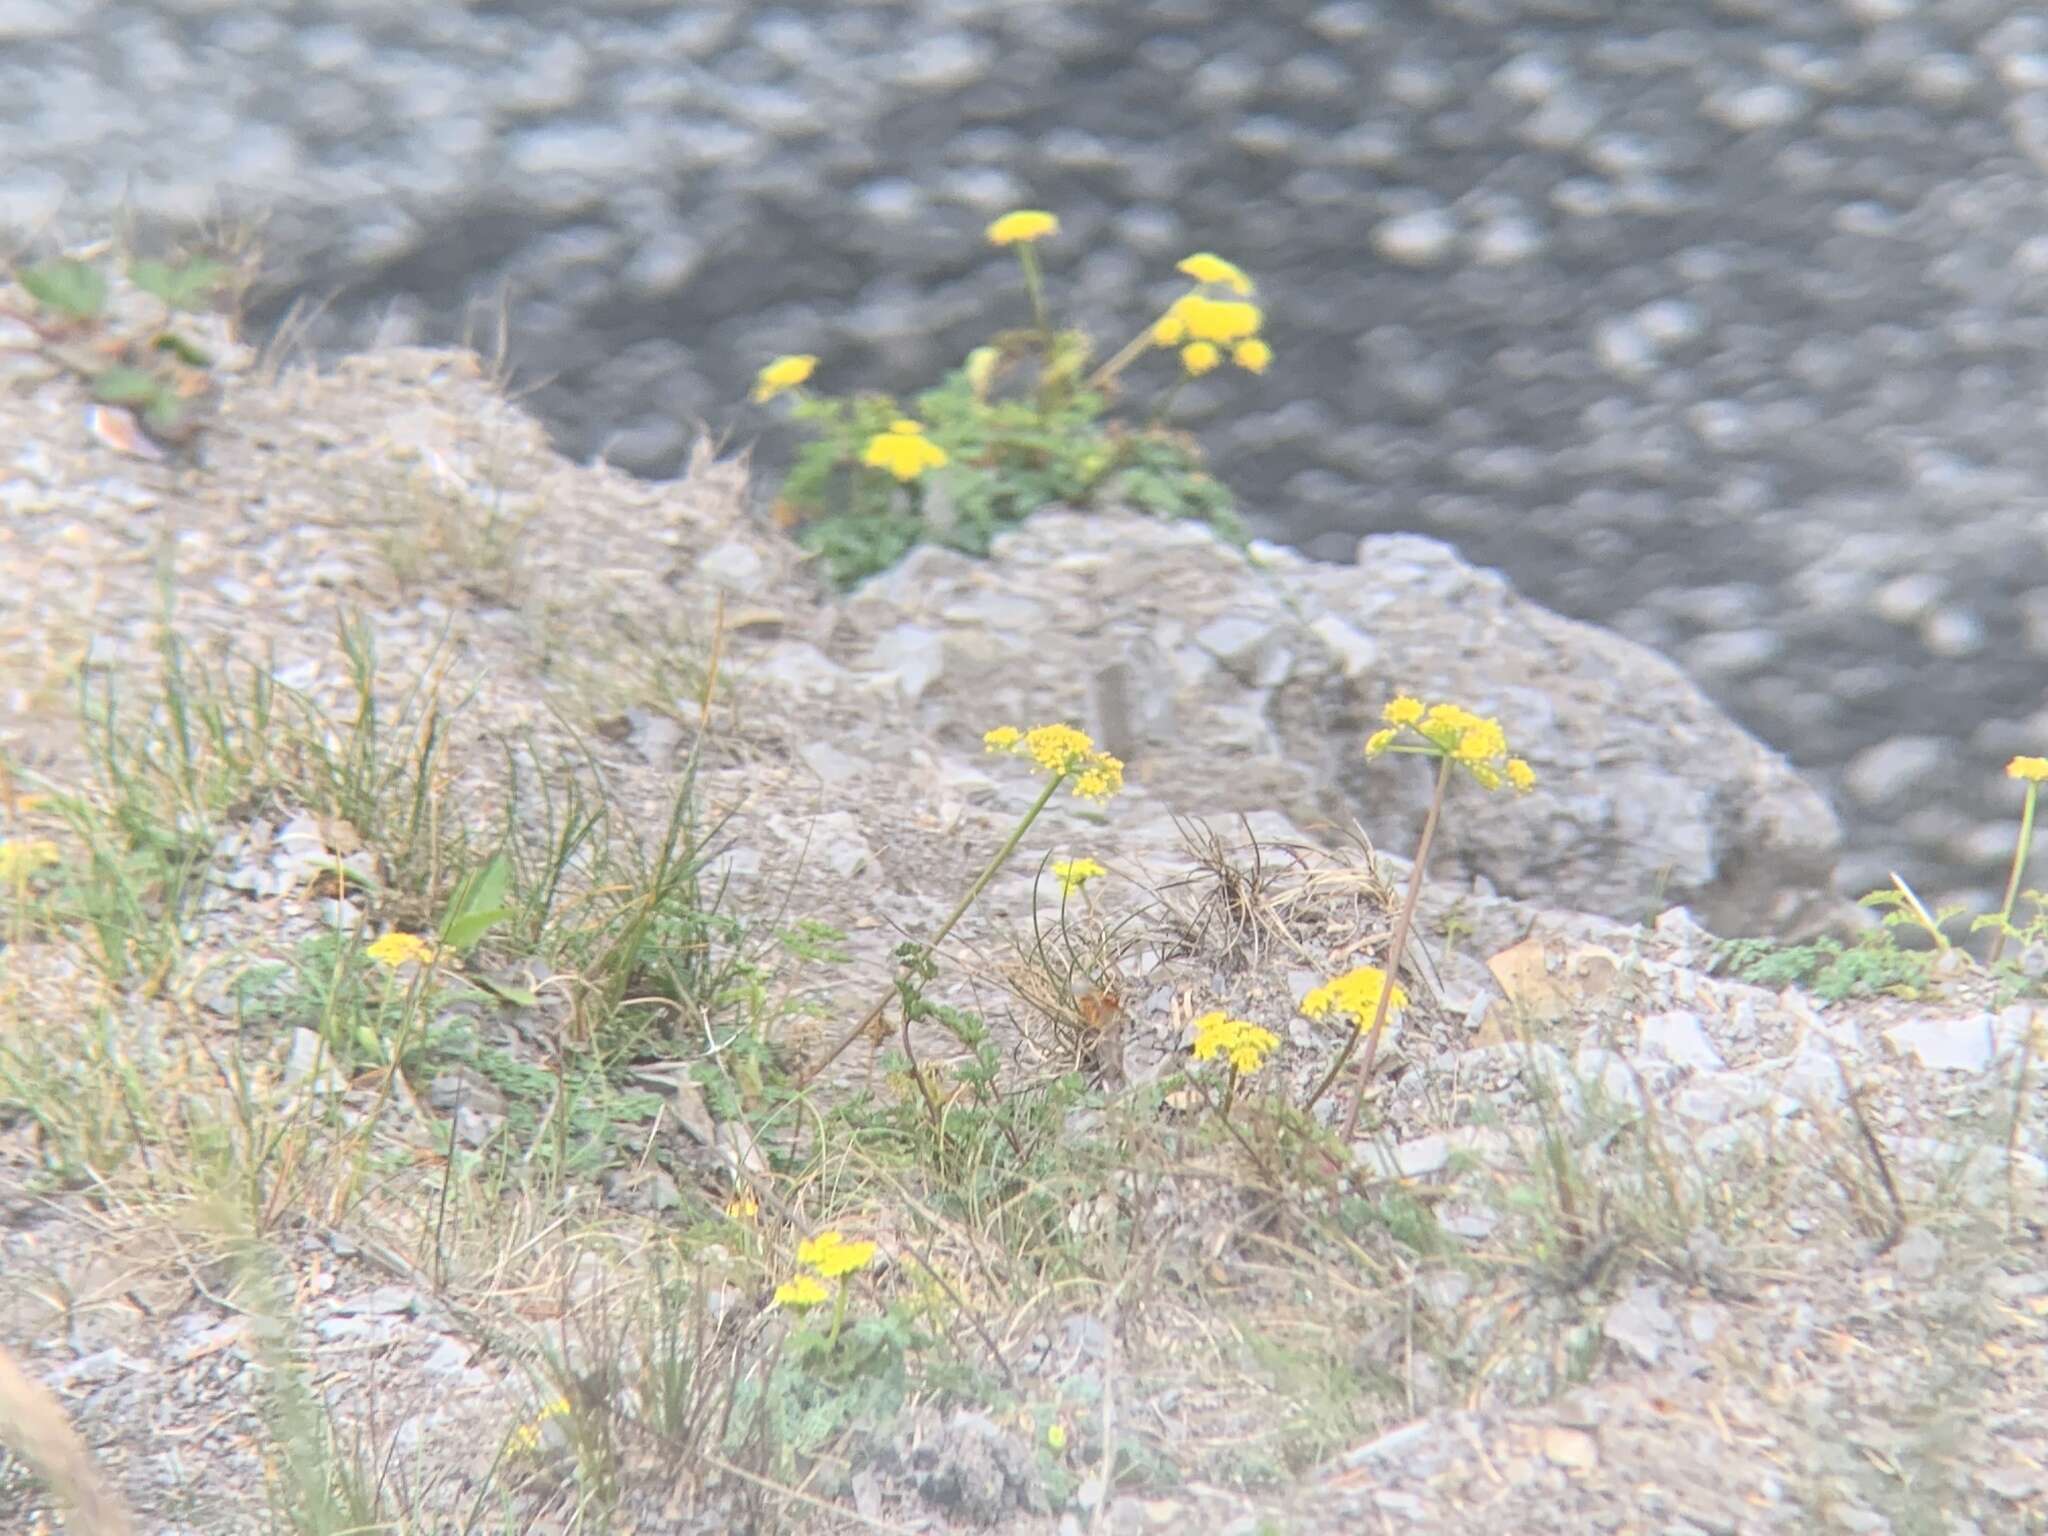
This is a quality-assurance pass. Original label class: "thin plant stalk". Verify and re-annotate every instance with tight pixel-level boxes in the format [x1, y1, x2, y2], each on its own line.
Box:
[1016, 245, 1051, 344]
[1302, 754, 1453, 1135]
[1988, 778, 2039, 966]
[797, 770, 1068, 1086]
[826, 1277, 852, 1351]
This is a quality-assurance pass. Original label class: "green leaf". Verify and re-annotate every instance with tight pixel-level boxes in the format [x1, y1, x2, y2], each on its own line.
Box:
[153, 331, 214, 367]
[91, 367, 165, 406]
[129, 257, 228, 312]
[20, 260, 107, 321]
[142, 394, 189, 435]
[441, 853, 515, 953]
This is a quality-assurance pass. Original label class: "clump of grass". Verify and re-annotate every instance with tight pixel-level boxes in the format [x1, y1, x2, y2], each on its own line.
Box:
[749, 212, 1262, 585]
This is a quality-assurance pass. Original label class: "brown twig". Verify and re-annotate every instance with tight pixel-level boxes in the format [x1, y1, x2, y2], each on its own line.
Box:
[1832, 1046, 1905, 1255]
[1303, 754, 1453, 1147]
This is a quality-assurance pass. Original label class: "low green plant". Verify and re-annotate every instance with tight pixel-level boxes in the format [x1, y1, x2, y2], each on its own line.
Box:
[1713, 930, 1935, 1003]
[749, 211, 1261, 586]
[4, 247, 233, 440]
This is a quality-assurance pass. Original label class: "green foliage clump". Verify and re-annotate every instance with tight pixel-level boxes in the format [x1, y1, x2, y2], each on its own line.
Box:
[7, 249, 234, 440]
[751, 211, 1264, 587]
[1711, 930, 1933, 1003]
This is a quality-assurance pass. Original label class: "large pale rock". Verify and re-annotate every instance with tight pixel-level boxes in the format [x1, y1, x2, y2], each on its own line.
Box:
[831, 510, 1841, 935]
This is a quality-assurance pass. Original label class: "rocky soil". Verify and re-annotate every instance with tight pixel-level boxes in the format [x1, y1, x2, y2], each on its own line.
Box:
[1, 338, 2043, 1535]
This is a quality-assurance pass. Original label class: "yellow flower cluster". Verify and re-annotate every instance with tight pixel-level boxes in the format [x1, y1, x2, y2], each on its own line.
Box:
[2008, 756, 2048, 783]
[365, 931, 438, 968]
[1301, 965, 1410, 1026]
[1191, 1011, 1280, 1075]
[506, 1396, 572, 1460]
[1365, 696, 1536, 794]
[776, 1227, 879, 1307]
[0, 838, 59, 884]
[1176, 252, 1254, 296]
[1153, 255, 1271, 376]
[862, 418, 949, 482]
[751, 353, 816, 403]
[1154, 294, 1262, 346]
[1051, 857, 1107, 896]
[987, 209, 1059, 245]
[983, 724, 1125, 801]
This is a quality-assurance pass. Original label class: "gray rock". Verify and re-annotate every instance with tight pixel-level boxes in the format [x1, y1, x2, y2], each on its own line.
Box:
[826, 511, 1842, 935]
[1602, 1284, 1677, 1366]
[1883, 1013, 1996, 1074]
[1638, 1010, 1725, 1071]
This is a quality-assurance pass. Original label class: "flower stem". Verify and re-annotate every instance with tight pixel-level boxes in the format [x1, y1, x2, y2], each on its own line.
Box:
[1018, 247, 1050, 344]
[797, 771, 1068, 1086]
[827, 1276, 850, 1351]
[1088, 309, 1170, 392]
[1989, 782, 2039, 966]
[1302, 754, 1453, 1131]
[1146, 376, 1187, 429]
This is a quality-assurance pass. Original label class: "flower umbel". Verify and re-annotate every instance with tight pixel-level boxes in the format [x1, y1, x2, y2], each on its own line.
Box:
[0, 838, 59, 884]
[862, 419, 949, 482]
[987, 209, 1059, 246]
[507, 1397, 572, 1459]
[1051, 857, 1107, 897]
[1191, 1011, 1280, 1076]
[773, 1274, 831, 1308]
[1367, 695, 1534, 794]
[1153, 294, 1262, 346]
[2008, 756, 2048, 783]
[751, 353, 816, 403]
[366, 931, 437, 969]
[1180, 342, 1220, 376]
[1302, 966, 1410, 1027]
[1176, 252, 1254, 296]
[985, 723, 1124, 802]
[1231, 338, 1271, 374]
[797, 1229, 878, 1278]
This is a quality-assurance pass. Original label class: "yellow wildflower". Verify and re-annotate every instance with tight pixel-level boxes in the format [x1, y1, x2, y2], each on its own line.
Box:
[1180, 342, 1220, 376]
[1302, 966, 1410, 1026]
[1191, 1011, 1280, 1076]
[751, 354, 816, 404]
[2008, 756, 2048, 783]
[507, 1397, 572, 1460]
[1177, 252, 1254, 296]
[1370, 696, 1528, 793]
[1047, 1422, 1069, 1451]
[774, 1274, 831, 1308]
[862, 419, 949, 482]
[797, 1229, 878, 1278]
[1232, 338, 1271, 374]
[1052, 857, 1107, 896]
[1153, 295, 1195, 346]
[1383, 696, 1425, 726]
[1183, 297, 1262, 343]
[0, 838, 59, 883]
[987, 209, 1059, 246]
[725, 1191, 759, 1223]
[1070, 755, 1125, 802]
[366, 931, 437, 969]
[985, 723, 1124, 801]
